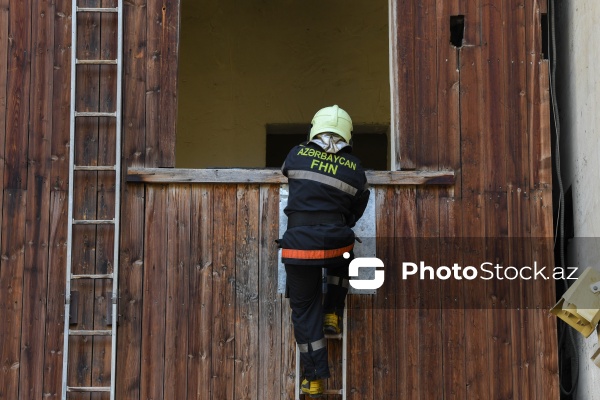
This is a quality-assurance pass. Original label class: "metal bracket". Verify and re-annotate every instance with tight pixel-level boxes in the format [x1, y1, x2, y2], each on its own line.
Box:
[590, 280, 600, 294]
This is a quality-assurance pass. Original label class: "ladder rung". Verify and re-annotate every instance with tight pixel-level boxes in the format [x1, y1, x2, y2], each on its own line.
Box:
[67, 386, 111, 392]
[73, 219, 115, 225]
[76, 59, 118, 65]
[325, 333, 343, 340]
[71, 273, 113, 280]
[75, 111, 116, 118]
[323, 389, 343, 395]
[69, 329, 113, 336]
[76, 7, 118, 13]
[74, 165, 116, 171]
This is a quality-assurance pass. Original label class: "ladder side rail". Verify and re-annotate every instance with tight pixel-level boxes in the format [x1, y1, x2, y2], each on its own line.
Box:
[295, 343, 301, 400]
[342, 307, 347, 400]
[61, 0, 79, 398]
[110, 2, 124, 399]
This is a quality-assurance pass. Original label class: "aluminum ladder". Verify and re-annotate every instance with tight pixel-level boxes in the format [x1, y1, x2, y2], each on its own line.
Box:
[295, 307, 348, 399]
[61, 1, 123, 399]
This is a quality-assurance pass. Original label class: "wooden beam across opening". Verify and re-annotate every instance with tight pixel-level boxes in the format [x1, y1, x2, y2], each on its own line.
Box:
[126, 167, 455, 185]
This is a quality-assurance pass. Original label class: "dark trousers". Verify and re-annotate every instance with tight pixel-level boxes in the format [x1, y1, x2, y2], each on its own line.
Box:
[285, 262, 350, 380]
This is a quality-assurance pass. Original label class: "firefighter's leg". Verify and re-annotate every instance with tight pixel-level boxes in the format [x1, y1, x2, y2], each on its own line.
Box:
[285, 264, 331, 380]
[323, 258, 350, 334]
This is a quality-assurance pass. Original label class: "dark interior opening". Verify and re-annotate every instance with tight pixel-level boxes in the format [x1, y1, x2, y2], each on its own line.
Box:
[266, 124, 389, 171]
[450, 15, 465, 48]
[541, 13, 549, 60]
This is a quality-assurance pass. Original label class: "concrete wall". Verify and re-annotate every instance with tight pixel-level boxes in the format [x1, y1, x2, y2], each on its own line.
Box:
[555, 0, 600, 397]
[175, 0, 389, 168]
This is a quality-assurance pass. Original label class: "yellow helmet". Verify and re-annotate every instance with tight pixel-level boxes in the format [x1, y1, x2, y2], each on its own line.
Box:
[309, 105, 353, 143]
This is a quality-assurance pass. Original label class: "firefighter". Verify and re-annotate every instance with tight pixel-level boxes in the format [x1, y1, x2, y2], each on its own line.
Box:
[280, 105, 370, 398]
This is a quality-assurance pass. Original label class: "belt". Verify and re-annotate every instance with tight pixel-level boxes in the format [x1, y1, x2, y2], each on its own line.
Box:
[287, 211, 346, 229]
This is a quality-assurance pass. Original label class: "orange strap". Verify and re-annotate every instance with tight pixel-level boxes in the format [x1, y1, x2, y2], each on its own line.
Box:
[281, 244, 354, 260]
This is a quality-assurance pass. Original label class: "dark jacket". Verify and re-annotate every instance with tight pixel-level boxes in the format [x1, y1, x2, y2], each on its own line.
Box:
[280, 141, 370, 265]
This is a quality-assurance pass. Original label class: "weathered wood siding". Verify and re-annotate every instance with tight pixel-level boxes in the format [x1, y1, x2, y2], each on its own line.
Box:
[0, 0, 179, 398]
[0, 0, 558, 399]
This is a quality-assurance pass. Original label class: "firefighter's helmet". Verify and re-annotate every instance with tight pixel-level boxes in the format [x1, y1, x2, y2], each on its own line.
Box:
[309, 105, 353, 143]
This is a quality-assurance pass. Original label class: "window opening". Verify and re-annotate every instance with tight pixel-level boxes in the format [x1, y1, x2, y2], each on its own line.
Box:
[176, 0, 390, 169]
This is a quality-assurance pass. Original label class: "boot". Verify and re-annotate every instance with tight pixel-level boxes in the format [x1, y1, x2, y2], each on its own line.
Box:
[301, 378, 324, 398]
[323, 312, 341, 334]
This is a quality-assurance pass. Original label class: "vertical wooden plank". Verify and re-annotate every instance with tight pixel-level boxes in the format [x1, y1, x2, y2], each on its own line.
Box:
[44, 0, 72, 395]
[20, 0, 54, 397]
[146, 0, 179, 167]
[211, 184, 237, 400]
[439, 196, 466, 399]
[416, 188, 442, 400]
[372, 187, 396, 399]
[460, 0, 481, 46]
[115, 183, 144, 400]
[43, 191, 68, 398]
[437, 0, 461, 192]
[394, 186, 419, 400]
[462, 193, 488, 400]
[49, 0, 72, 193]
[530, 186, 559, 400]
[122, 0, 146, 168]
[4, 0, 31, 190]
[508, 187, 536, 400]
[481, 0, 507, 192]
[280, 296, 296, 399]
[391, 0, 416, 169]
[0, 190, 26, 400]
[527, 0, 549, 188]
[140, 184, 167, 400]
[414, 0, 439, 169]
[527, 3, 556, 395]
[116, 0, 147, 395]
[234, 184, 260, 400]
[346, 295, 373, 399]
[145, 0, 160, 167]
[536, 59, 558, 399]
[164, 185, 191, 399]
[0, 0, 8, 218]
[158, 0, 179, 167]
[257, 185, 281, 400]
[480, 3, 512, 397]
[327, 327, 342, 400]
[437, 1, 464, 394]
[505, 0, 529, 188]
[188, 185, 214, 399]
[460, 46, 485, 197]
[459, 44, 490, 400]
[484, 191, 513, 400]
[537, 60, 552, 186]
[0, 0, 5, 363]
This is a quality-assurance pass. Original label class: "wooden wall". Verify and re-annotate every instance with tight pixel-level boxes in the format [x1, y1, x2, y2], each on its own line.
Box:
[0, 0, 559, 399]
[0, 0, 179, 398]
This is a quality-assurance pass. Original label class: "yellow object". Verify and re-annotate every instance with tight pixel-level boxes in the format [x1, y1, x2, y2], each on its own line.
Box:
[301, 378, 324, 398]
[309, 105, 353, 143]
[323, 313, 341, 334]
[551, 267, 600, 338]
